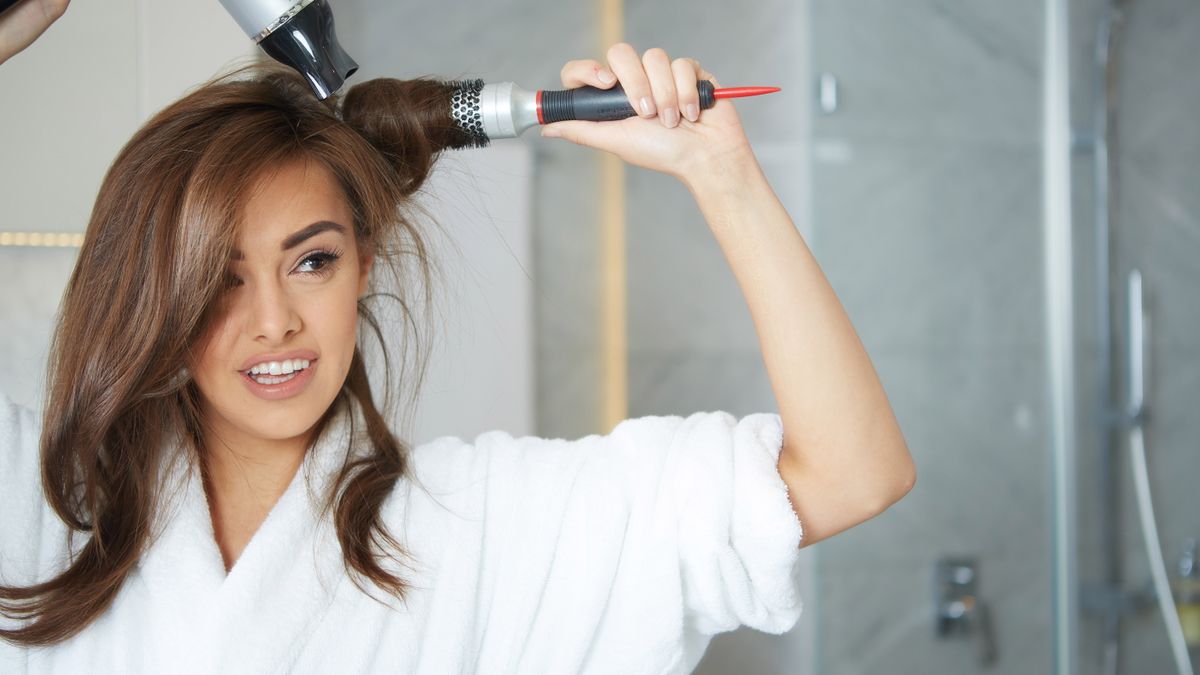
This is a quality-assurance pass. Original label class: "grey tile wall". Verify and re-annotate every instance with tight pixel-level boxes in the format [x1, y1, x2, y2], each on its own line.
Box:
[808, 1, 1051, 673]
[341, 0, 607, 440]
[1070, 1, 1200, 672]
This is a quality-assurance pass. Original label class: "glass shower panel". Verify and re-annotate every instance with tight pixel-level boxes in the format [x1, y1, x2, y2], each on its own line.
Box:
[807, 2, 1054, 673]
[1071, 1, 1200, 673]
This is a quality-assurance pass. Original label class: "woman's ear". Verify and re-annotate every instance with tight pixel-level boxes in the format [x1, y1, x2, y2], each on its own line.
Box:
[358, 252, 374, 297]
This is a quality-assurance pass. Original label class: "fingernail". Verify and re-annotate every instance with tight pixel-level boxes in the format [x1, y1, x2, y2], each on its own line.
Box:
[541, 126, 561, 138]
[686, 104, 699, 122]
[598, 70, 615, 84]
[662, 107, 679, 128]
[640, 97, 655, 117]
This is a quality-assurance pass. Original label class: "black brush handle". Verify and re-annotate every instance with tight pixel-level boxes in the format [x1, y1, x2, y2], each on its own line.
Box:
[0, 0, 27, 15]
[540, 81, 716, 124]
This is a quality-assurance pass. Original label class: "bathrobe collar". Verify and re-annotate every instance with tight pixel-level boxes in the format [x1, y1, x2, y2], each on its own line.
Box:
[137, 395, 366, 675]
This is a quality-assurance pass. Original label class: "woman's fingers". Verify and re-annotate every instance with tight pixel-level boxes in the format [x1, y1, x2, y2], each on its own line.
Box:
[559, 59, 616, 90]
[672, 57, 703, 122]
[605, 42, 656, 118]
[558, 45, 718, 127]
[641, 48, 679, 128]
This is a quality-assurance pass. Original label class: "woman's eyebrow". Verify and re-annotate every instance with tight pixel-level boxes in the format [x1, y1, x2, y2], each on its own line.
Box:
[231, 220, 346, 260]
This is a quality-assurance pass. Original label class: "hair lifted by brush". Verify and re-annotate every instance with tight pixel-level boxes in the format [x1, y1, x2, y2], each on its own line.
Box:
[0, 60, 476, 647]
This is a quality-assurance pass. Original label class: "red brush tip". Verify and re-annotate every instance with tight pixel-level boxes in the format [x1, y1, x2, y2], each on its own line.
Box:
[712, 86, 781, 100]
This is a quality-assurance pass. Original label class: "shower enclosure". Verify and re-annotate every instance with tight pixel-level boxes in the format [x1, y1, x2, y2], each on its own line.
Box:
[804, 0, 1200, 673]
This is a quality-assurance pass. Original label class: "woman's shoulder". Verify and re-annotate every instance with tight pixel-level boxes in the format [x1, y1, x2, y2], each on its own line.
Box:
[398, 410, 779, 500]
[0, 388, 44, 497]
[403, 410, 778, 470]
[0, 389, 69, 585]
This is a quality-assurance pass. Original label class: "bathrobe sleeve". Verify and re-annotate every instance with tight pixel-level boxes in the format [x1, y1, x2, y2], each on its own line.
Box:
[408, 409, 804, 672]
[592, 410, 806, 637]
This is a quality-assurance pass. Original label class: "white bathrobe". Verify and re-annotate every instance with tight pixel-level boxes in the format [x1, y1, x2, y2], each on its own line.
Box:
[0, 389, 804, 674]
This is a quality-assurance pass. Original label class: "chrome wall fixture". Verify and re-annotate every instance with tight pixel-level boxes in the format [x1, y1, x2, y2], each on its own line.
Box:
[935, 557, 998, 666]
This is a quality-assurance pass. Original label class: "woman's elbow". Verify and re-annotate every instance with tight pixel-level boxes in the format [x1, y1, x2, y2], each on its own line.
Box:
[867, 447, 916, 515]
[885, 450, 917, 507]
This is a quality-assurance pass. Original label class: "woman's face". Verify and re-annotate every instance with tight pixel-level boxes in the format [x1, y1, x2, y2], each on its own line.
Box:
[188, 157, 372, 448]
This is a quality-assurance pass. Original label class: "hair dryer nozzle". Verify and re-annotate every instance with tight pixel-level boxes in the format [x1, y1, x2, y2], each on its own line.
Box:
[222, 0, 358, 100]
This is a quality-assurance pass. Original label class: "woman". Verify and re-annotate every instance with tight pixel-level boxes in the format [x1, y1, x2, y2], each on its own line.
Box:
[0, 44, 914, 673]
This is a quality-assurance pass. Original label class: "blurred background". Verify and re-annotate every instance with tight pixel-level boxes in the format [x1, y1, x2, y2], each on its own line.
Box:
[1, 0, 1198, 673]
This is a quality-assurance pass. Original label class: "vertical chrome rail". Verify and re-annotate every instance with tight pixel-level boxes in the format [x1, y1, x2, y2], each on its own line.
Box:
[1044, 1, 1078, 673]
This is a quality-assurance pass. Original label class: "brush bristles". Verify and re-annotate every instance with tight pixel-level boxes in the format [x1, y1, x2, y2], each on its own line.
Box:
[448, 79, 490, 148]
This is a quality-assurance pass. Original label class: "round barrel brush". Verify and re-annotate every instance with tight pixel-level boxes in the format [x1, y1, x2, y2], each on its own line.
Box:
[438, 79, 780, 149]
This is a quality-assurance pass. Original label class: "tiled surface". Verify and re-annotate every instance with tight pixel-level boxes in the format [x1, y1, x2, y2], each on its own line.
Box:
[1071, 0, 1200, 673]
[811, 137, 1045, 355]
[818, 550, 1051, 675]
[808, 2, 1053, 673]
[626, 348, 779, 420]
[810, 0, 1042, 146]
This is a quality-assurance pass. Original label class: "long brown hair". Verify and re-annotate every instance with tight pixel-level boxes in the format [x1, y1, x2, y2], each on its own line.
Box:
[0, 62, 482, 647]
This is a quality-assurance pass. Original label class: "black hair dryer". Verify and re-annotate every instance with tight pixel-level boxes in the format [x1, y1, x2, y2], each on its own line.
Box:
[219, 0, 358, 100]
[0, 0, 27, 16]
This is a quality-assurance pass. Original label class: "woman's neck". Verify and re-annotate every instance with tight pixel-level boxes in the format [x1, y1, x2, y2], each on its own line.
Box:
[199, 423, 313, 571]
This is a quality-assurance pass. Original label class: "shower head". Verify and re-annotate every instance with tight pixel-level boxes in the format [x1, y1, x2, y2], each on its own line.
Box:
[219, 0, 358, 100]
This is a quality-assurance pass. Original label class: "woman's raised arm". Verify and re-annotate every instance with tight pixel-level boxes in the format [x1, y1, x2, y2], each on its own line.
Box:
[540, 43, 916, 547]
[0, 0, 69, 65]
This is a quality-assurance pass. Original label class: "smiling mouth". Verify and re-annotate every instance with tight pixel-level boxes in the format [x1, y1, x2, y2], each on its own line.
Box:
[241, 358, 317, 385]
[246, 371, 302, 385]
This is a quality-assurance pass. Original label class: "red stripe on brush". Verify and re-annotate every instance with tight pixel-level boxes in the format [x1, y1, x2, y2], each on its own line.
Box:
[713, 86, 781, 99]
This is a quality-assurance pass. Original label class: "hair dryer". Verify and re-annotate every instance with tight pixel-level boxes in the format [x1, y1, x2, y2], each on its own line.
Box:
[219, 0, 357, 100]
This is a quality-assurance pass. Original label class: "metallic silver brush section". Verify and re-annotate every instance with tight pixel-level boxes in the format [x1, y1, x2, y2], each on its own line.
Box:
[472, 82, 540, 140]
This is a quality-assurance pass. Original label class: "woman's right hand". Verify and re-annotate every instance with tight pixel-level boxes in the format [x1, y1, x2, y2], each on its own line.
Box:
[0, 0, 69, 66]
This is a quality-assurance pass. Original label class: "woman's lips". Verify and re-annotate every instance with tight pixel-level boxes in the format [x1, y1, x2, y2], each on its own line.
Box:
[240, 359, 317, 400]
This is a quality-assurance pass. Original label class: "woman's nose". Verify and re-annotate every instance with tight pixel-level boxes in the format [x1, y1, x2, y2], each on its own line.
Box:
[245, 278, 301, 342]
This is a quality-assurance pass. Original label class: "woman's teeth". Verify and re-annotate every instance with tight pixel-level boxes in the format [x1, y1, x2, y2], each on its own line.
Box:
[248, 358, 311, 385]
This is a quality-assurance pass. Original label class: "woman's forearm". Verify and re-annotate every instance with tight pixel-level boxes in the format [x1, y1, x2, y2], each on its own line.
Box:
[681, 148, 915, 546]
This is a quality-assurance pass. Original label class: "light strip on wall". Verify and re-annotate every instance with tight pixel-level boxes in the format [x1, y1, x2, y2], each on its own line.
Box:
[0, 231, 85, 248]
[599, 0, 628, 432]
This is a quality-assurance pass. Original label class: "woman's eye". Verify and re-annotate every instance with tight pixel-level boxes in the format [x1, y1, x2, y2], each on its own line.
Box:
[297, 250, 342, 277]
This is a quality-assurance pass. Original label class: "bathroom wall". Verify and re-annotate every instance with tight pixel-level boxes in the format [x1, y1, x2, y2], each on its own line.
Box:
[806, 2, 1053, 673]
[1069, 0, 1200, 672]
[0, 0, 251, 409]
[341, 0, 816, 672]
